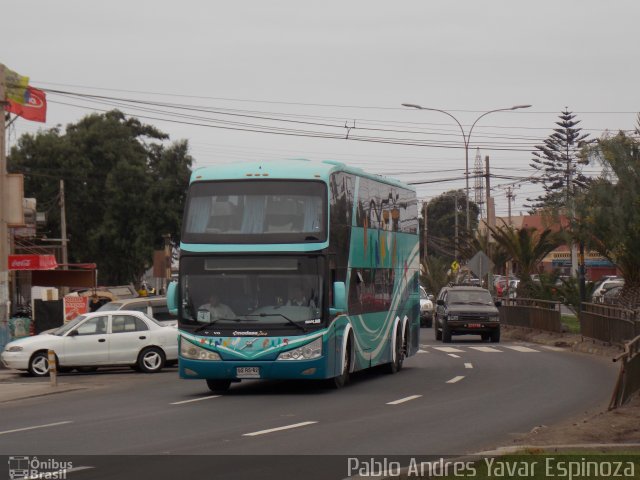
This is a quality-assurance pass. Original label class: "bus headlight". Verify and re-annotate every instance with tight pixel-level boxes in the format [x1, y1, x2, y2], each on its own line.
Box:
[277, 338, 322, 361]
[180, 340, 221, 361]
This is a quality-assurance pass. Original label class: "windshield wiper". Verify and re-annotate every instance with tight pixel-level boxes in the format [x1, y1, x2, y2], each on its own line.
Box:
[193, 318, 242, 333]
[246, 313, 307, 333]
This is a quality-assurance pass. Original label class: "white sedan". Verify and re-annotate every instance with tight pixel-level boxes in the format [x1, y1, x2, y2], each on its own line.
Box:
[1, 310, 178, 376]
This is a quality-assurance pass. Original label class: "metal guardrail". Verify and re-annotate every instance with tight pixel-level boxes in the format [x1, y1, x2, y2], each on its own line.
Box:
[498, 298, 562, 333]
[580, 302, 639, 345]
[610, 334, 640, 409]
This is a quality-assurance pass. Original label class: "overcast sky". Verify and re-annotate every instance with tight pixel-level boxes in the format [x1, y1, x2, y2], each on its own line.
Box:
[4, 0, 639, 218]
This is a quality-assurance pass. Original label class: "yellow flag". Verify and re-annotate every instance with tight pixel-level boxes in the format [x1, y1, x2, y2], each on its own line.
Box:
[5, 67, 29, 105]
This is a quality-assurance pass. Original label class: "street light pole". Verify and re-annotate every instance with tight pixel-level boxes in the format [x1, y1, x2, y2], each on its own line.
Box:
[402, 103, 531, 231]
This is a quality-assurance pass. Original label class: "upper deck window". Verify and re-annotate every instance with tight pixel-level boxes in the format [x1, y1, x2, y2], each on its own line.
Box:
[183, 180, 327, 244]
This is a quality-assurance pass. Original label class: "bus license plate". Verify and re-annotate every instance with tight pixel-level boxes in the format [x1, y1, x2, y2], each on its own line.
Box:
[236, 367, 260, 379]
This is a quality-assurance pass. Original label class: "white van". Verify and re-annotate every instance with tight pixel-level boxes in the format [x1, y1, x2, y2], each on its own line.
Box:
[97, 296, 177, 326]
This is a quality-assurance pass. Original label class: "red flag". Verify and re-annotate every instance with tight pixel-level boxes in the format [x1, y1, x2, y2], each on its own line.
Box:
[6, 86, 47, 122]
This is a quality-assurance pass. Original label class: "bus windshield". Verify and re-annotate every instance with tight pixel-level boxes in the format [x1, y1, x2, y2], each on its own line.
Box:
[182, 180, 327, 244]
[179, 255, 324, 331]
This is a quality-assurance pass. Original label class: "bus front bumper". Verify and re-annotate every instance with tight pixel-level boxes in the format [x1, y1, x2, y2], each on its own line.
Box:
[179, 356, 329, 380]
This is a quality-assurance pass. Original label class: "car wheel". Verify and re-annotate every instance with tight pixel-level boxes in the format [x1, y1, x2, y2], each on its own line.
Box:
[28, 351, 50, 377]
[490, 329, 501, 343]
[442, 323, 452, 343]
[385, 326, 406, 374]
[137, 347, 166, 373]
[481, 333, 490, 342]
[426, 317, 433, 328]
[435, 318, 442, 340]
[206, 379, 231, 393]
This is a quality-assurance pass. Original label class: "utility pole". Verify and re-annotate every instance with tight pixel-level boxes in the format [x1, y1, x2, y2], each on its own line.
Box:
[454, 194, 459, 262]
[485, 155, 494, 292]
[506, 187, 515, 225]
[0, 65, 9, 327]
[59, 180, 68, 266]
[422, 201, 428, 264]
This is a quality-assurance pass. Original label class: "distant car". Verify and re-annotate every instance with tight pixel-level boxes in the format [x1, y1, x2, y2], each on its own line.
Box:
[434, 286, 501, 343]
[97, 296, 177, 326]
[419, 286, 434, 328]
[601, 285, 623, 304]
[1, 311, 178, 377]
[592, 278, 624, 303]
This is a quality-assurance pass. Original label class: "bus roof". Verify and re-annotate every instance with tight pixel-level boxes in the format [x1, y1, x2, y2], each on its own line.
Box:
[190, 159, 415, 192]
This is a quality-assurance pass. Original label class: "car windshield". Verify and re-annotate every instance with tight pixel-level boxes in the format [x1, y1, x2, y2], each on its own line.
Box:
[448, 290, 494, 305]
[180, 255, 323, 330]
[53, 315, 88, 336]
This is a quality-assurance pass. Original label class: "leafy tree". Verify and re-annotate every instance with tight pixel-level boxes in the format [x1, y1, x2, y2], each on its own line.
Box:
[426, 189, 480, 262]
[577, 130, 640, 309]
[8, 110, 193, 285]
[487, 222, 562, 298]
[421, 255, 454, 296]
[527, 109, 592, 211]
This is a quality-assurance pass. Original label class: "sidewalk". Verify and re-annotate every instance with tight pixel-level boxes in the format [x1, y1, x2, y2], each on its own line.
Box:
[0, 368, 88, 403]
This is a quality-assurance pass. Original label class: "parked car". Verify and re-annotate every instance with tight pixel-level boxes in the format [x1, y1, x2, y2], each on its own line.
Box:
[592, 278, 624, 303]
[434, 286, 501, 343]
[419, 286, 435, 328]
[601, 285, 623, 304]
[97, 296, 177, 326]
[1, 311, 178, 377]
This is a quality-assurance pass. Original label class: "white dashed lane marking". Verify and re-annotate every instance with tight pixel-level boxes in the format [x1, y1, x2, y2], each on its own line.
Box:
[464, 363, 473, 369]
[171, 395, 221, 405]
[0, 421, 73, 436]
[448, 354, 461, 358]
[387, 395, 422, 405]
[243, 421, 318, 437]
[446, 376, 465, 384]
[432, 347, 465, 353]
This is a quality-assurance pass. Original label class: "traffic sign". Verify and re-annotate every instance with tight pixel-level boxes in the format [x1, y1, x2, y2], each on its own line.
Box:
[468, 251, 494, 278]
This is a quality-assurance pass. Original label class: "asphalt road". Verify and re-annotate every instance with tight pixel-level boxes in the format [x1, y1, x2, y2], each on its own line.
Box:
[0, 331, 618, 478]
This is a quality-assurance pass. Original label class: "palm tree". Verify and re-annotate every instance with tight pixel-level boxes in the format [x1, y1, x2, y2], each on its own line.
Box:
[577, 130, 640, 309]
[487, 222, 562, 298]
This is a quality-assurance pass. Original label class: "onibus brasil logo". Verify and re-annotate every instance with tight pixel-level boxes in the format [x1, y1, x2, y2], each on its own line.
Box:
[8, 456, 73, 479]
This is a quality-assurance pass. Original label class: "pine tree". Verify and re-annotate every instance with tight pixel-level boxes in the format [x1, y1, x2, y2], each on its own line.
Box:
[527, 109, 592, 211]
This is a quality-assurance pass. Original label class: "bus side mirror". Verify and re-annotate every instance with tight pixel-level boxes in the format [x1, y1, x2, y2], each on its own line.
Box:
[167, 281, 178, 316]
[330, 281, 346, 316]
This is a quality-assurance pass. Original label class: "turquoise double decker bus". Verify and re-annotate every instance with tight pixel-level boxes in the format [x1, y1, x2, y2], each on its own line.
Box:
[167, 159, 420, 392]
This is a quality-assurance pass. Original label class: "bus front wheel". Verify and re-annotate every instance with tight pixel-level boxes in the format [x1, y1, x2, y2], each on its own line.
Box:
[206, 379, 231, 393]
[330, 339, 351, 389]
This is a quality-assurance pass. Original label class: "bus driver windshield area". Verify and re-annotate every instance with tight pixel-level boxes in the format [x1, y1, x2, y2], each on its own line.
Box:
[179, 256, 323, 334]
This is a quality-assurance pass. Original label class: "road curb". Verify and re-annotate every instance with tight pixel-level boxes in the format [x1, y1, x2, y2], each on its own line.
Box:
[0, 385, 88, 404]
[501, 325, 623, 358]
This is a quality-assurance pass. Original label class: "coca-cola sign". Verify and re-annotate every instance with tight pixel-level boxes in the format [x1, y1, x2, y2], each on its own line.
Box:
[8, 254, 58, 270]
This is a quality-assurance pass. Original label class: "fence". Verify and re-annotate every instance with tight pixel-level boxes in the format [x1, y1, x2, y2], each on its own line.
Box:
[498, 298, 562, 333]
[609, 335, 640, 409]
[580, 302, 640, 346]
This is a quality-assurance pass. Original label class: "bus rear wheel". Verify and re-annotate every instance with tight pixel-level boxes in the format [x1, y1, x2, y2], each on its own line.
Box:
[206, 379, 231, 393]
[385, 326, 406, 374]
